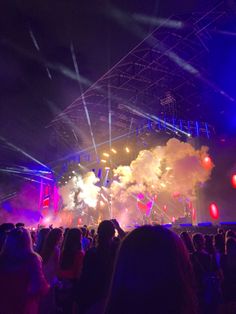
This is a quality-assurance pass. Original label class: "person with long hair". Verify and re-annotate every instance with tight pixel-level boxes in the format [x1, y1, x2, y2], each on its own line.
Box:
[105, 225, 197, 314]
[57, 228, 84, 313]
[75, 220, 117, 314]
[0, 227, 49, 314]
[180, 231, 194, 253]
[220, 237, 236, 310]
[39, 228, 63, 314]
[35, 227, 50, 256]
[41, 228, 63, 285]
[58, 228, 84, 279]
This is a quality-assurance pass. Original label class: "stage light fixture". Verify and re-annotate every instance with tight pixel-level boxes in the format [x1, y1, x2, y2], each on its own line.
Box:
[111, 148, 117, 154]
[125, 147, 130, 153]
[103, 152, 110, 157]
[101, 159, 107, 163]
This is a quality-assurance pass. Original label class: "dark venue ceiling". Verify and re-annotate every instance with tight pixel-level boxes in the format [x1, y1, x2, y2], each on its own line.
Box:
[0, 0, 236, 193]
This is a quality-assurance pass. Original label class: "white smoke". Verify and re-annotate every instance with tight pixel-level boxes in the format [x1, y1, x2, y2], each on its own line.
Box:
[111, 138, 213, 202]
[59, 171, 100, 210]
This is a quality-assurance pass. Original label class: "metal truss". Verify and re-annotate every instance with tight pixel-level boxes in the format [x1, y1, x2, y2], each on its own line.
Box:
[49, 1, 228, 158]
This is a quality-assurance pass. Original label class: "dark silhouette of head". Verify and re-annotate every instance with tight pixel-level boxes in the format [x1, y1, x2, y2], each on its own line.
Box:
[0, 223, 15, 232]
[226, 237, 236, 255]
[35, 228, 50, 255]
[97, 220, 115, 245]
[180, 231, 194, 253]
[41, 228, 62, 263]
[192, 233, 205, 252]
[204, 234, 214, 254]
[15, 222, 25, 228]
[60, 228, 82, 270]
[226, 237, 236, 268]
[0, 224, 14, 252]
[226, 229, 235, 239]
[90, 229, 95, 237]
[105, 225, 196, 314]
[0, 227, 33, 260]
[214, 233, 225, 254]
[81, 227, 88, 238]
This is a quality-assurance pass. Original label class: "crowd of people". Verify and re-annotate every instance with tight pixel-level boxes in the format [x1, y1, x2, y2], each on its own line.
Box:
[0, 219, 236, 314]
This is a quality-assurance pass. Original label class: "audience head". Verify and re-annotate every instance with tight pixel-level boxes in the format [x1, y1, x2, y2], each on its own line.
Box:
[225, 229, 235, 239]
[105, 225, 196, 314]
[35, 228, 50, 254]
[0, 227, 33, 260]
[15, 222, 25, 228]
[204, 234, 214, 254]
[180, 231, 194, 253]
[0, 223, 15, 232]
[90, 229, 95, 237]
[192, 233, 205, 252]
[60, 228, 82, 270]
[226, 237, 236, 256]
[81, 227, 88, 238]
[214, 233, 225, 254]
[97, 220, 115, 245]
[41, 228, 63, 263]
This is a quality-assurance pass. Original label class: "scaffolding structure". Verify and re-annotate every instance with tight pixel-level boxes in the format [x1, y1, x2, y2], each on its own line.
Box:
[49, 2, 230, 163]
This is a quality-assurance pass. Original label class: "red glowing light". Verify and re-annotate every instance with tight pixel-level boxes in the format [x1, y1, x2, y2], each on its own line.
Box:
[231, 174, 236, 189]
[202, 156, 213, 170]
[163, 205, 167, 211]
[209, 203, 219, 220]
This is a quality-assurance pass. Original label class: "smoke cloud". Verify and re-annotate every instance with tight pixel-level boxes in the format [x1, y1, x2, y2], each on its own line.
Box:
[111, 138, 213, 203]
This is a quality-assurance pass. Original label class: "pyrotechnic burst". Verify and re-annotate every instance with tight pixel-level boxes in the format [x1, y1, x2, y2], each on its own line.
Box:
[59, 171, 100, 210]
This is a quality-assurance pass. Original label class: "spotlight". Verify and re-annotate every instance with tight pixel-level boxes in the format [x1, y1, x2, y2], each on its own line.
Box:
[103, 152, 110, 157]
[101, 160, 107, 163]
[202, 156, 213, 170]
[72, 170, 75, 174]
[111, 148, 117, 154]
[231, 174, 236, 189]
[125, 147, 130, 153]
[209, 203, 219, 219]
